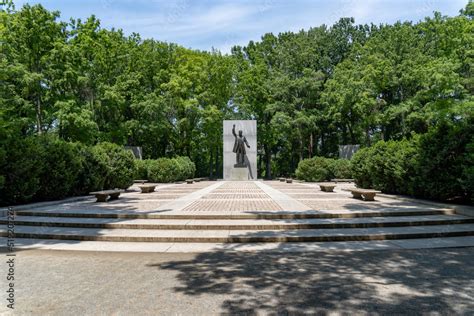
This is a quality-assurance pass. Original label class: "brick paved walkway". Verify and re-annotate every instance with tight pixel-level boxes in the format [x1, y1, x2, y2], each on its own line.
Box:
[10, 180, 461, 215]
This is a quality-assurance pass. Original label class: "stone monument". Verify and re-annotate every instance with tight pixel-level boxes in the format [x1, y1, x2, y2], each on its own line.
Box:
[338, 144, 360, 159]
[223, 120, 257, 180]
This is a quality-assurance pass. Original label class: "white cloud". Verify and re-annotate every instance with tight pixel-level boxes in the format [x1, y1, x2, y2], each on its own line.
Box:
[10, 0, 469, 53]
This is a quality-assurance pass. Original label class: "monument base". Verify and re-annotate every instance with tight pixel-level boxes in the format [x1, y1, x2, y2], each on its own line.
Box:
[231, 168, 249, 181]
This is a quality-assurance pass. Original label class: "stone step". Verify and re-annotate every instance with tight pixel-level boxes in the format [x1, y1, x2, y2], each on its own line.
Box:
[3, 236, 474, 252]
[1, 224, 473, 243]
[2, 214, 473, 230]
[13, 208, 456, 220]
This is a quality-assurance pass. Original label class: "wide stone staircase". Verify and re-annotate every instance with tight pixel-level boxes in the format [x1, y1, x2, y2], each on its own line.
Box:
[1, 181, 474, 250]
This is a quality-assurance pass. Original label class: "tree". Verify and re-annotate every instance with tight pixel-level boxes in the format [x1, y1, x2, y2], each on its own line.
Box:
[1, 4, 67, 135]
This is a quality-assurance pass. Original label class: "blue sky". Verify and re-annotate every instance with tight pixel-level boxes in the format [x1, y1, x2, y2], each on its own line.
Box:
[11, 0, 468, 53]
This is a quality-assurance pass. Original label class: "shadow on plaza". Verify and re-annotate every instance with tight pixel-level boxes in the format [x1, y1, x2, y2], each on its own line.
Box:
[154, 248, 474, 314]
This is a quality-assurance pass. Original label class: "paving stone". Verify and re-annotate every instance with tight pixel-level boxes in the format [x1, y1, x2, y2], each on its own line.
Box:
[182, 199, 282, 212]
[202, 193, 270, 199]
[255, 181, 312, 211]
[285, 193, 350, 199]
[219, 181, 259, 189]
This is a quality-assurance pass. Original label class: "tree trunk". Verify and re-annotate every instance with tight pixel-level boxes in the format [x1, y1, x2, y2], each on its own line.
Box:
[264, 143, 272, 179]
[341, 124, 347, 144]
[214, 146, 220, 179]
[320, 135, 324, 156]
[299, 136, 304, 161]
[309, 132, 313, 158]
[209, 147, 214, 178]
[291, 152, 295, 177]
[36, 95, 42, 135]
[347, 123, 355, 144]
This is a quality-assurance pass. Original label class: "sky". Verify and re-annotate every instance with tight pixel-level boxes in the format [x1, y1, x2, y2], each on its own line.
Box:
[10, 0, 468, 53]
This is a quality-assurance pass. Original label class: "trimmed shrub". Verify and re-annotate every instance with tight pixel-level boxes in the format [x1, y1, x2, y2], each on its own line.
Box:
[134, 159, 150, 180]
[350, 147, 372, 189]
[174, 156, 195, 180]
[412, 120, 473, 202]
[329, 159, 352, 179]
[147, 158, 178, 183]
[146, 156, 196, 183]
[35, 137, 84, 200]
[463, 141, 474, 203]
[351, 119, 472, 203]
[295, 157, 333, 182]
[0, 137, 44, 205]
[73, 145, 109, 195]
[91, 142, 136, 189]
[0, 139, 139, 206]
[351, 139, 418, 194]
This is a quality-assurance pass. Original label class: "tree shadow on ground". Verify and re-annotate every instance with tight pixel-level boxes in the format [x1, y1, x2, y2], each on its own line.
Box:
[155, 248, 474, 314]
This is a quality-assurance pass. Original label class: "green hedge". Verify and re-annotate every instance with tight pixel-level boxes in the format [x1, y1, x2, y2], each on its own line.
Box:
[135, 156, 195, 183]
[0, 137, 44, 205]
[0, 137, 136, 206]
[351, 139, 418, 194]
[411, 121, 472, 202]
[295, 157, 352, 182]
[0, 136, 195, 206]
[134, 159, 150, 180]
[34, 137, 84, 200]
[91, 142, 136, 190]
[351, 120, 473, 203]
[73, 144, 109, 195]
[329, 159, 352, 179]
[295, 157, 332, 182]
[174, 156, 196, 181]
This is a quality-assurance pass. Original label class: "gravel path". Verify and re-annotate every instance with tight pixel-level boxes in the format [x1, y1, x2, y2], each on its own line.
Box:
[1, 247, 473, 315]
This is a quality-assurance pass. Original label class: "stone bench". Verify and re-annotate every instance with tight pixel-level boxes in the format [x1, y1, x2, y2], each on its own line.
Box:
[186, 179, 194, 184]
[137, 184, 156, 193]
[349, 188, 381, 201]
[319, 184, 336, 192]
[286, 179, 293, 183]
[133, 180, 149, 184]
[331, 178, 354, 183]
[89, 190, 123, 202]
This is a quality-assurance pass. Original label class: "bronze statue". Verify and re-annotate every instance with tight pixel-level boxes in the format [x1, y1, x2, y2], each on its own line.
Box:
[232, 124, 250, 168]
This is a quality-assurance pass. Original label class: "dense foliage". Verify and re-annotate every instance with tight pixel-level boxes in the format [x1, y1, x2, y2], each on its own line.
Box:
[351, 118, 473, 202]
[90, 142, 136, 190]
[351, 139, 418, 194]
[0, 137, 136, 206]
[328, 159, 353, 180]
[135, 157, 195, 183]
[0, 2, 473, 204]
[295, 157, 351, 182]
[296, 157, 333, 182]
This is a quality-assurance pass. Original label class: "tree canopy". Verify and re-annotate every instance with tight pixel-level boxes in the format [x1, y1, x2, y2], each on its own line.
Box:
[1, 2, 472, 178]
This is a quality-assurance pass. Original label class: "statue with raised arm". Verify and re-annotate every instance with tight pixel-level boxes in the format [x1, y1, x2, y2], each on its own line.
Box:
[232, 124, 250, 167]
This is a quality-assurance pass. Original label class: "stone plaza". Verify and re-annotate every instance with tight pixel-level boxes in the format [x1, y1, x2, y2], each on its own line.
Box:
[1, 179, 474, 315]
[2, 179, 473, 251]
